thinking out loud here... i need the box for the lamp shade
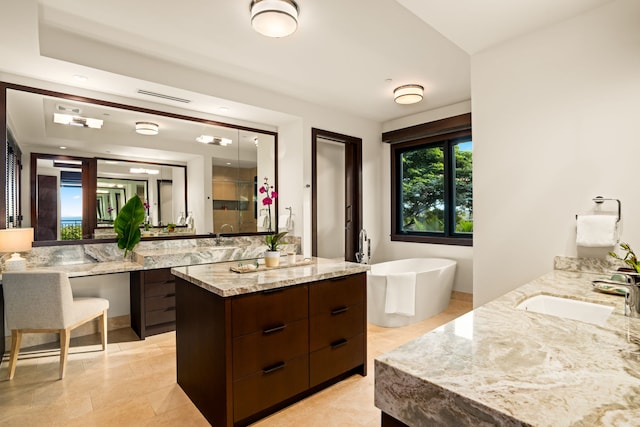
[0,228,34,253]
[394,84,424,105]
[0,228,34,271]
[135,122,159,135]
[251,0,298,38]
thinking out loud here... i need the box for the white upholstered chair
[2,270,109,379]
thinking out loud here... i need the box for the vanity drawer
[143,268,175,285]
[309,273,365,317]
[309,333,364,387]
[233,353,309,422]
[309,303,364,352]
[145,280,175,298]
[232,285,308,337]
[146,294,176,311]
[233,319,308,379]
[146,306,176,326]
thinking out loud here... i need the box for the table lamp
[0,228,34,271]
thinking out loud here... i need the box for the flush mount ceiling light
[393,84,424,105]
[130,167,160,175]
[250,0,299,38]
[135,121,159,135]
[197,135,233,146]
[53,113,103,129]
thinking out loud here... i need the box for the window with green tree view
[388,114,472,246]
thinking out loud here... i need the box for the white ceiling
[397,0,617,55]
[0,0,618,127]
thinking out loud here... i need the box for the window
[386,114,472,246]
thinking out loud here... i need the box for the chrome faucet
[593,272,640,318]
[215,224,234,246]
[355,228,370,264]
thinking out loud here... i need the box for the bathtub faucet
[356,229,370,264]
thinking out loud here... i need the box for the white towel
[384,272,416,316]
[279,214,294,231]
[576,215,619,247]
[257,215,268,230]
[278,214,289,231]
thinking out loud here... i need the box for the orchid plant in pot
[259,177,278,232]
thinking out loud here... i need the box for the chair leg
[7,330,22,380]
[99,310,108,351]
[59,328,71,380]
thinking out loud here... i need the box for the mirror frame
[1,81,278,245]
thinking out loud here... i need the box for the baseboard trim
[3,315,130,354]
[451,290,473,303]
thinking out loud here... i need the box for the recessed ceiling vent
[56,104,82,114]
[137,89,191,104]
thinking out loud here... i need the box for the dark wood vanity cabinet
[0,285,4,357]
[175,272,367,427]
[309,274,366,387]
[130,268,176,339]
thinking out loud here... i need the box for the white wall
[379,101,473,294]
[472,0,640,306]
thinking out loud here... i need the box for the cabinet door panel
[233,354,309,422]
[233,319,308,379]
[232,285,308,337]
[309,274,365,316]
[309,333,364,387]
[309,303,364,352]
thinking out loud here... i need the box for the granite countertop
[2,236,301,280]
[375,268,640,426]
[171,257,369,297]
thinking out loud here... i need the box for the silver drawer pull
[262,361,286,374]
[331,306,349,315]
[263,324,286,334]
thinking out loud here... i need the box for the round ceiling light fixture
[393,84,424,105]
[250,0,299,38]
[135,121,159,135]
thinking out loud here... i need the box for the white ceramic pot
[264,250,281,267]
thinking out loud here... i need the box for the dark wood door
[312,128,362,262]
[36,175,58,240]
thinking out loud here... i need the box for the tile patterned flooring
[0,298,472,426]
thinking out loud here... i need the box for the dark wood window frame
[384,113,472,246]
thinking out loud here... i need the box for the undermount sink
[516,295,614,326]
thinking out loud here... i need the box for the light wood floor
[0,298,472,426]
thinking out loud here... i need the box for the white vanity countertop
[171,257,370,297]
[375,268,640,426]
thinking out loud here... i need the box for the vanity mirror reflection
[2,82,277,243]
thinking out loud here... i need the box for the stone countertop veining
[171,257,370,297]
[375,269,640,426]
[1,236,302,279]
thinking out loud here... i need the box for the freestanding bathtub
[367,258,457,327]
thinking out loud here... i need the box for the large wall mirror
[2,82,277,243]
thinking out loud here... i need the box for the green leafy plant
[265,231,287,252]
[113,196,145,256]
[609,242,640,273]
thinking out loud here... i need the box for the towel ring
[575,196,621,223]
